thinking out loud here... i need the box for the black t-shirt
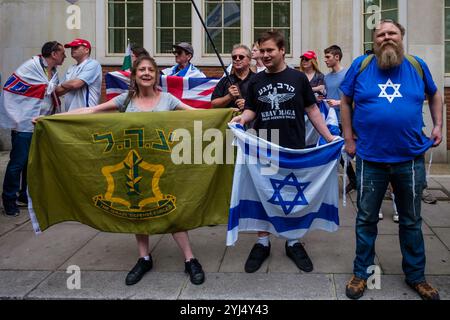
[245,67,316,149]
[211,71,255,108]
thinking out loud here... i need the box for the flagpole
[190,0,233,86]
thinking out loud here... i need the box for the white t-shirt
[63,58,102,111]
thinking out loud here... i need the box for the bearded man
[339,19,443,300]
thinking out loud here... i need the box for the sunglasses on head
[51,41,62,52]
[232,54,246,61]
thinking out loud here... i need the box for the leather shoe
[125,256,153,285]
[245,243,270,273]
[185,258,205,285]
[285,242,313,272]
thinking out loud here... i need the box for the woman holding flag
[37,55,206,286]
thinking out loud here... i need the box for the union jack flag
[105,72,219,109]
[160,75,219,109]
[105,70,131,101]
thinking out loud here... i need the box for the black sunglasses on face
[232,54,246,61]
[172,50,185,55]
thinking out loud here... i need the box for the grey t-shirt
[113,92,181,113]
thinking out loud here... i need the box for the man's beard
[374,40,404,69]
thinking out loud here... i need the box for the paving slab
[334,274,421,300]
[434,177,450,192]
[0,212,30,236]
[299,228,356,274]
[26,271,187,300]
[185,225,228,272]
[377,205,434,235]
[59,232,163,271]
[179,273,336,300]
[0,270,50,299]
[220,233,269,273]
[427,189,450,200]
[150,227,228,273]
[432,228,450,251]
[267,237,301,273]
[0,224,98,270]
[427,178,446,189]
[422,201,450,227]
[375,235,450,275]
[337,201,357,227]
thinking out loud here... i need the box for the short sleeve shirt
[245,67,317,149]
[63,58,102,111]
[113,92,181,113]
[340,55,437,163]
[211,71,255,108]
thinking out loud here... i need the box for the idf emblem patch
[92,129,176,220]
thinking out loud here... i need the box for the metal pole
[190,0,234,86]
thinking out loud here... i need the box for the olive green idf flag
[28,109,235,234]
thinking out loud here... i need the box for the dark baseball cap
[173,42,194,55]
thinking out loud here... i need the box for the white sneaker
[393,213,399,223]
[378,210,384,220]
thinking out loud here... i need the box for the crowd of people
[0,19,443,300]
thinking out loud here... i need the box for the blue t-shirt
[340,55,437,163]
[324,68,347,123]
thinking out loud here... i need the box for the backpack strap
[358,54,375,74]
[404,54,424,79]
[358,53,423,80]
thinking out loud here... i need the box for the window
[107,0,144,54]
[253,0,291,54]
[99,0,299,65]
[205,0,241,54]
[362,0,398,53]
[446,0,450,73]
[156,0,192,54]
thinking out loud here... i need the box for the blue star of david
[268,172,310,215]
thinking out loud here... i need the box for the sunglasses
[172,50,185,55]
[51,41,62,53]
[232,54,247,61]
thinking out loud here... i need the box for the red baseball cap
[64,38,91,50]
[301,50,317,60]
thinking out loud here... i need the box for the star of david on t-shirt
[378,78,402,103]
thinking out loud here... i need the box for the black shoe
[245,243,270,273]
[185,258,205,285]
[285,242,313,272]
[17,193,28,207]
[2,199,19,217]
[125,256,153,285]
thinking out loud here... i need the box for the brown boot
[345,275,367,300]
[406,280,440,300]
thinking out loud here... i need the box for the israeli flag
[227,124,344,246]
[305,100,340,147]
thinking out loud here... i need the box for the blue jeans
[353,155,426,285]
[2,131,33,202]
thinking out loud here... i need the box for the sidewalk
[0,151,449,300]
